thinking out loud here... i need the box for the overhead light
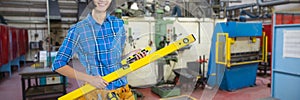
[165,6,171,12]
[79,0,87,2]
[130,2,139,10]
[6,20,46,24]
[0,1,33,6]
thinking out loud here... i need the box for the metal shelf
[26,84,64,97]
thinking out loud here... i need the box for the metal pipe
[240,10,259,18]
[257,0,300,7]
[46,0,51,67]
[225,3,256,11]
[225,0,300,11]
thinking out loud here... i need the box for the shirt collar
[87,12,112,24]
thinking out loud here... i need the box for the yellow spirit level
[58,34,196,100]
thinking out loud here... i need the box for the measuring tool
[58,34,196,100]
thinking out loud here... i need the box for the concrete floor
[136,76,271,100]
[0,64,271,100]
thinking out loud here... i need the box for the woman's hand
[87,75,108,89]
[123,49,148,63]
[55,66,108,89]
[134,49,147,60]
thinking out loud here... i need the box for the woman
[52,0,144,99]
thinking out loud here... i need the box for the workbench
[19,66,66,100]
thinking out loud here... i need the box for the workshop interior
[0,0,300,100]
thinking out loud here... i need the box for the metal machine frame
[215,32,268,68]
[207,22,265,91]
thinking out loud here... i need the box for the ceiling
[0,0,214,31]
[0,0,79,30]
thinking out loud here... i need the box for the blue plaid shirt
[52,13,127,90]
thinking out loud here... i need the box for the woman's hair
[88,0,116,13]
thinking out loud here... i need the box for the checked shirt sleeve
[52,25,79,71]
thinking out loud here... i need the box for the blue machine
[272,13,300,100]
[207,22,265,91]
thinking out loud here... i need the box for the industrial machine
[154,9,174,51]
[58,34,196,100]
[151,9,182,98]
[207,22,267,91]
[184,55,208,89]
[151,83,181,98]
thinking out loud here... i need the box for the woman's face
[93,0,111,12]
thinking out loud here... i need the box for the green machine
[115,9,122,19]
[151,9,180,98]
[154,9,174,50]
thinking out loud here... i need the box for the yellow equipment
[58,34,196,100]
[215,33,268,67]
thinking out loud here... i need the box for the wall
[25,28,67,61]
